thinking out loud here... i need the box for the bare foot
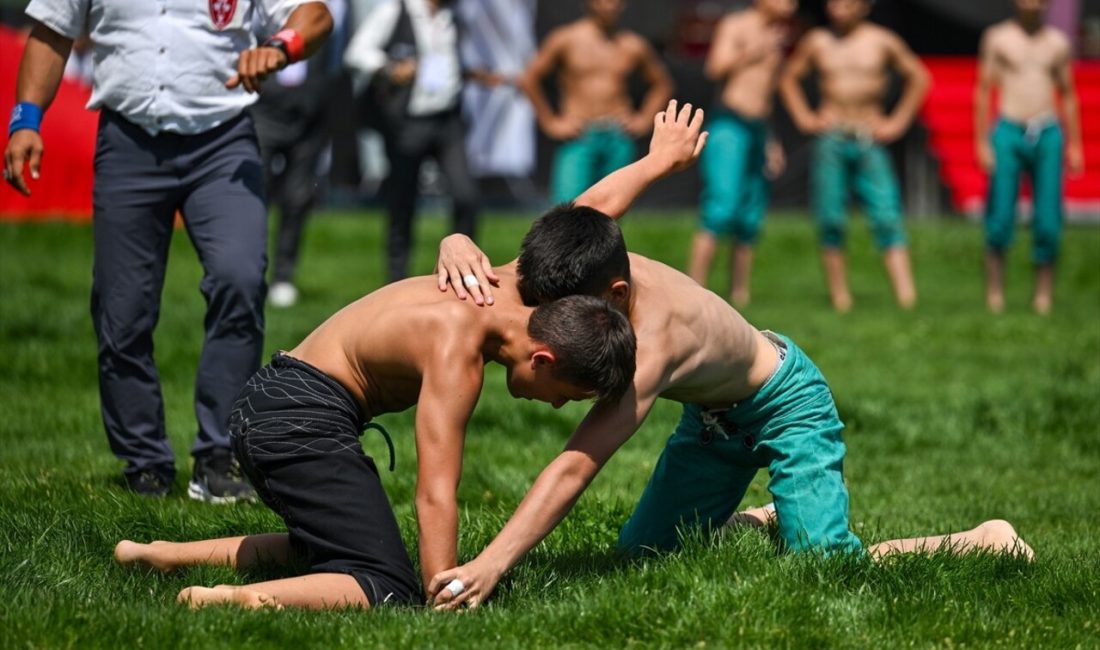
[986,292,1005,314]
[177,585,283,610]
[975,519,1035,561]
[1032,294,1052,316]
[897,291,917,311]
[114,540,174,573]
[730,289,751,309]
[832,292,853,313]
[725,502,776,529]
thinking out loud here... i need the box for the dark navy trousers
[91,110,267,477]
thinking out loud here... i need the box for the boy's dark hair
[528,295,636,404]
[517,204,631,306]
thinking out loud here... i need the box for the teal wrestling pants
[550,123,636,204]
[618,332,863,555]
[698,108,769,243]
[811,131,907,250]
[984,116,1065,265]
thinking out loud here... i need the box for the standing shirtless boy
[113,279,635,610]
[690,0,795,308]
[779,0,927,312]
[519,0,673,204]
[427,101,1032,610]
[975,0,1083,315]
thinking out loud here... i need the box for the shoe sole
[187,481,256,505]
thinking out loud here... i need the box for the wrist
[9,102,43,137]
[264,28,305,64]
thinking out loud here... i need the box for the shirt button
[160,7,166,14]
[159,47,166,54]
[159,85,165,91]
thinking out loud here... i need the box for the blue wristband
[9,102,43,137]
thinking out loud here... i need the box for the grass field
[1,211,1098,648]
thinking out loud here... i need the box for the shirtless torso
[980,21,1070,122]
[521,18,672,139]
[781,17,928,143]
[707,8,790,119]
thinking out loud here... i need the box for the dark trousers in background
[91,110,268,477]
[251,99,331,285]
[381,108,478,282]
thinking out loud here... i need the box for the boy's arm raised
[433,99,707,303]
[574,99,707,219]
[412,321,486,593]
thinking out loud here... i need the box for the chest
[562,35,637,77]
[817,36,887,76]
[994,33,1060,75]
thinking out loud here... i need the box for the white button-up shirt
[26,0,320,135]
[344,0,463,117]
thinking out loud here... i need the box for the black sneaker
[188,449,256,504]
[125,469,173,498]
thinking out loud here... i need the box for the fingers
[693,131,709,158]
[4,145,31,196]
[445,262,469,300]
[677,101,693,125]
[28,146,42,181]
[688,106,705,132]
[232,48,284,94]
[225,74,241,89]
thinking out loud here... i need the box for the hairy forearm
[475,452,598,576]
[416,493,459,589]
[283,2,334,58]
[16,24,73,109]
[574,155,666,219]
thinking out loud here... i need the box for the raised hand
[647,99,708,175]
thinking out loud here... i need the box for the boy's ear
[607,279,631,305]
[532,349,557,368]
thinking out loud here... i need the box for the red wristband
[269,28,305,63]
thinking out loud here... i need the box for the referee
[3,0,333,501]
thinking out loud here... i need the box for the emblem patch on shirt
[209,0,239,30]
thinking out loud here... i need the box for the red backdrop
[1,25,97,221]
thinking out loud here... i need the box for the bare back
[627,254,777,408]
[289,274,527,419]
[982,21,1070,122]
[809,24,898,124]
[554,22,651,123]
[711,10,787,118]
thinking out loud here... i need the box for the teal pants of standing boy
[811,131,907,251]
[984,117,1064,265]
[698,108,769,243]
[618,333,863,556]
[550,124,635,204]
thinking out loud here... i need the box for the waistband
[270,353,396,471]
[710,105,768,129]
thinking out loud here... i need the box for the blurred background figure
[346,0,503,283]
[780,0,928,312]
[975,0,1083,315]
[255,0,351,308]
[519,0,674,204]
[689,0,796,308]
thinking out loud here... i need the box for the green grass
[1,211,1098,648]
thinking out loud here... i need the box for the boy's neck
[1015,14,1045,35]
[830,20,864,38]
[583,15,619,38]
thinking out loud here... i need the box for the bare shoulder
[414,301,487,367]
[617,29,654,55]
[1045,25,1072,56]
